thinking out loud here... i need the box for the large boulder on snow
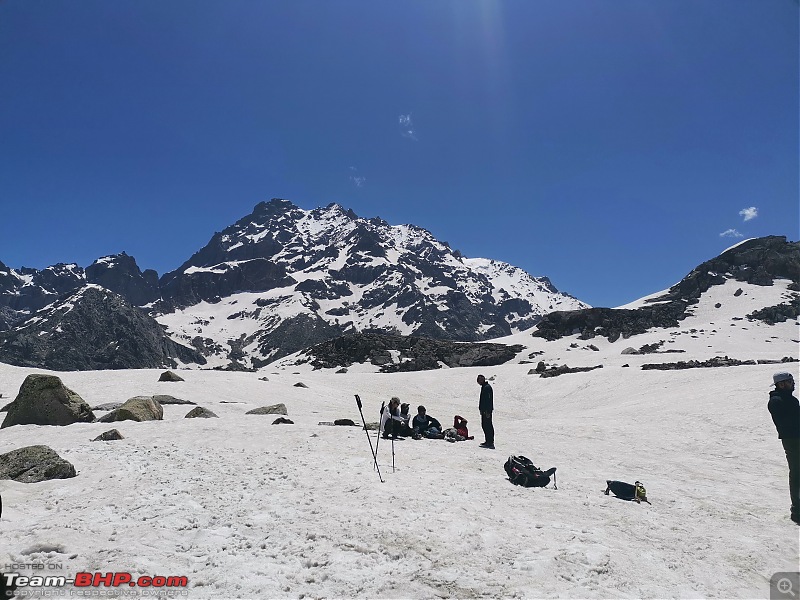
[158,371,184,382]
[98,396,163,423]
[92,429,124,442]
[0,445,77,482]
[1,375,94,429]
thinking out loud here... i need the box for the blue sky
[1,1,797,307]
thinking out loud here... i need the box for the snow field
[0,358,798,598]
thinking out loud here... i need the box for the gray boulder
[0,445,76,483]
[185,407,218,419]
[272,417,294,424]
[153,395,195,405]
[159,371,184,382]
[98,396,163,423]
[293,382,308,388]
[1,374,95,429]
[92,429,124,442]
[246,403,288,416]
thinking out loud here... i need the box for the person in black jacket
[412,406,443,439]
[767,371,800,525]
[477,374,494,449]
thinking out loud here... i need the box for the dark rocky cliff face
[533,236,800,342]
[0,255,161,329]
[0,286,205,371]
[0,263,86,329]
[85,253,160,307]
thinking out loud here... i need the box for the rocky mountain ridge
[532,236,800,342]
[0,199,586,369]
[0,286,205,371]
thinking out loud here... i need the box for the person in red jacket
[453,415,473,440]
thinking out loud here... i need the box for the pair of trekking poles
[354,394,396,483]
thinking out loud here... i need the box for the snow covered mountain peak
[154,198,588,368]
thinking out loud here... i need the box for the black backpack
[504,456,557,489]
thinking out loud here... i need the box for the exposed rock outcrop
[747,296,800,325]
[300,332,523,372]
[246,403,288,416]
[641,356,798,371]
[536,364,604,378]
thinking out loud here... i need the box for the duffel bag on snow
[504,455,557,488]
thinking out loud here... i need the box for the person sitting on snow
[443,415,474,442]
[412,405,443,439]
[397,402,414,437]
[380,397,405,439]
[454,415,473,439]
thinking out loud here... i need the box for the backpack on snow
[604,480,650,504]
[504,456,557,489]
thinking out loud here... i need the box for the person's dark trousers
[383,420,400,438]
[481,411,494,446]
[781,438,800,519]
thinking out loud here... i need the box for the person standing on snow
[477,374,494,449]
[767,371,800,525]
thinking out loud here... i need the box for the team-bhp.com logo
[3,572,188,595]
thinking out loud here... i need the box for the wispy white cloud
[398,114,417,140]
[348,167,365,188]
[739,206,758,221]
[719,228,744,238]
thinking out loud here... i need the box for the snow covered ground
[0,278,798,598]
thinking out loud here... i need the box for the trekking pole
[374,401,385,469]
[354,395,383,483]
[391,434,395,473]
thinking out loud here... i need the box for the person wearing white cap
[767,371,799,525]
